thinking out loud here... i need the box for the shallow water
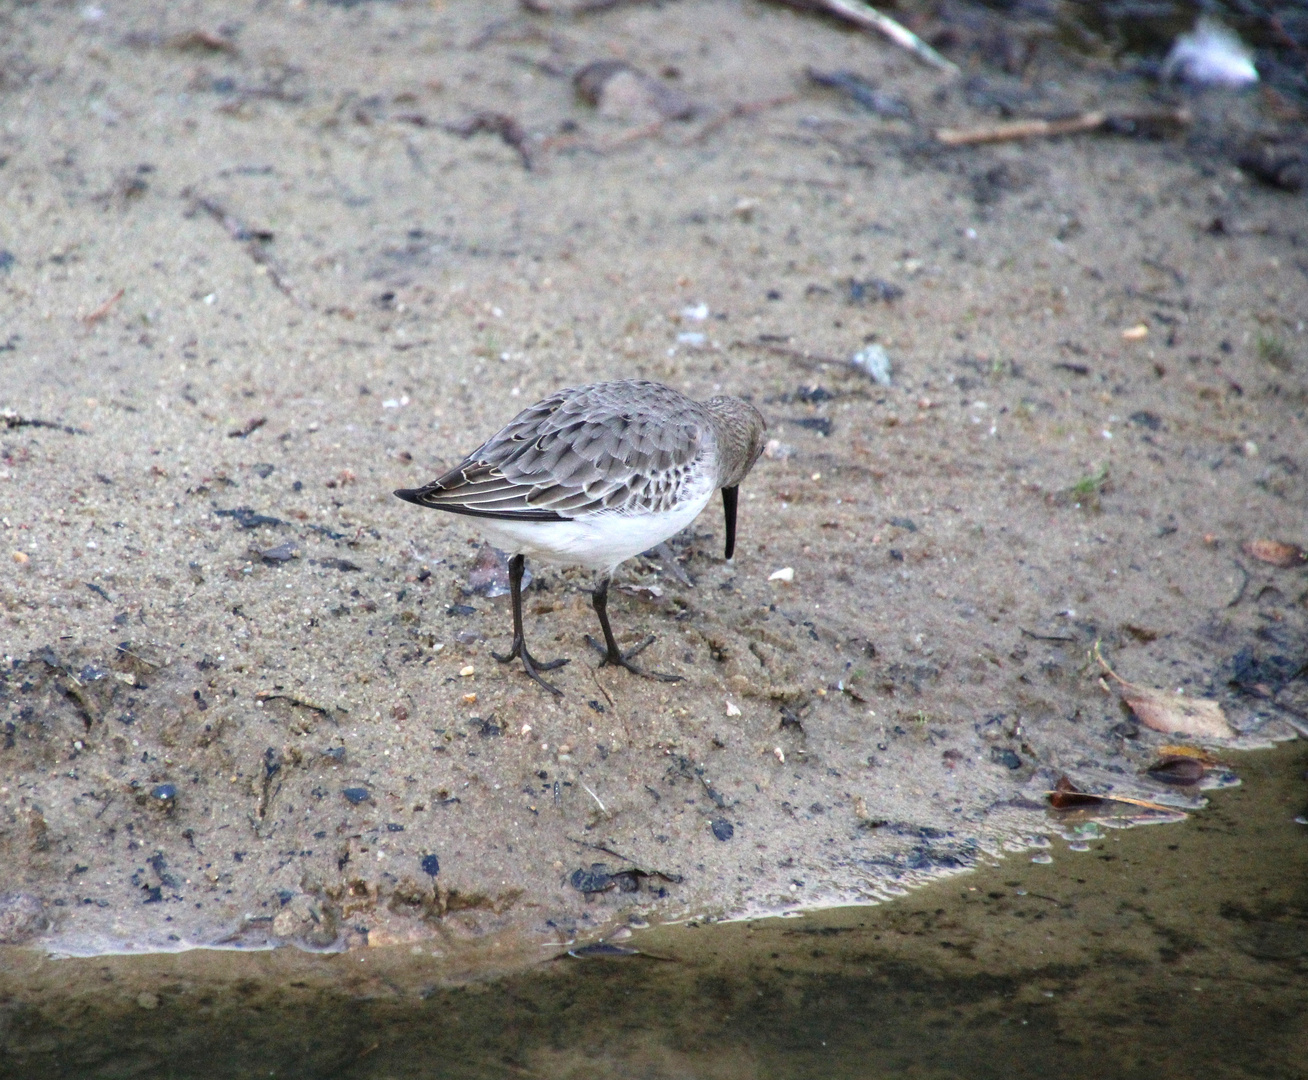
[3,741,1303,1079]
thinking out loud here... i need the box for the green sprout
[1256,333,1294,372]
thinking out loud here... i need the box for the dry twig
[936,107,1191,146]
[185,192,303,306]
[82,288,124,327]
[444,112,535,170]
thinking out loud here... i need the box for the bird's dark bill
[722,485,738,560]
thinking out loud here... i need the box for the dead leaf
[467,542,519,598]
[1242,539,1307,568]
[1094,643,1235,739]
[1048,775,1104,809]
[1145,756,1206,785]
[1119,686,1232,738]
[1047,775,1179,813]
[1157,745,1224,766]
[616,583,666,605]
[1122,623,1160,642]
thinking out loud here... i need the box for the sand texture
[1,0,1305,957]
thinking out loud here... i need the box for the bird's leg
[492,554,568,695]
[585,573,682,682]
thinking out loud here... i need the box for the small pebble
[725,700,741,717]
[342,787,371,805]
[768,567,794,583]
[421,854,440,877]
[459,665,475,677]
[711,818,734,842]
[150,783,176,803]
[1031,853,1053,864]
[990,747,1022,770]
[850,343,892,386]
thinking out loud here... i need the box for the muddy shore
[1,0,1305,958]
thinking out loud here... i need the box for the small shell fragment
[1242,539,1307,568]
[850,343,892,386]
[725,700,742,717]
[773,746,785,763]
[768,567,795,583]
[1121,324,1149,341]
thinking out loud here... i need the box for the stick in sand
[936,107,1191,146]
[82,288,124,326]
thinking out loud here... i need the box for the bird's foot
[585,634,682,682]
[493,638,569,696]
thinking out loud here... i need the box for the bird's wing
[395,384,712,521]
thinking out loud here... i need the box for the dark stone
[789,416,832,436]
[213,506,286,530]
[256,541,298,563]
[317,557,361,572]
[990,746,1022,769]
[420,854,440,878]
[570,865,614,895]
[711,818,734,842]
[342,787,371,805]
[847,277,904,304]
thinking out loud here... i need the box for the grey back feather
[404,381,716,520]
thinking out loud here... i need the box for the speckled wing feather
[395,381,713,521]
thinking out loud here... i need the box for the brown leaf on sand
[1242,539,1307,568]
[1047,775,1179,814]
[1094,643,1235,739]
[1119,686,1233,738]
[1157,745,1225,766]
[1145,756,1206,785]
[1048,775,1104,810]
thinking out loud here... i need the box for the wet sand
[1,740,1304,1078]
[1,0,1306,960]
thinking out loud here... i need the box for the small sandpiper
[395,379,766,694]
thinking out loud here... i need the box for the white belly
[474,483,716,572]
